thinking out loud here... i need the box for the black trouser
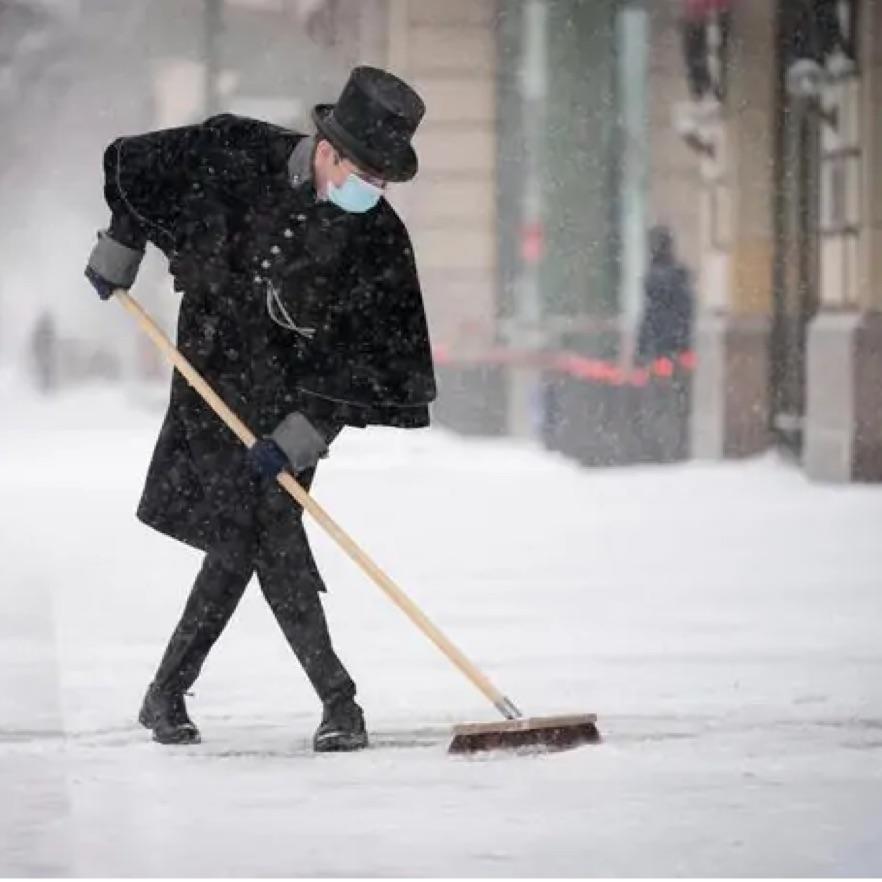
[150,469,356,706]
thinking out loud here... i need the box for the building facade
[680,0,882,480]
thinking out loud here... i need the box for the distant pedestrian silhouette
[637,226,693,365]
[31,312,58,393]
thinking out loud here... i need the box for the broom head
[448,713,600,754]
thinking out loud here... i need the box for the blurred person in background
[636,225,694,365]
[30,311,58,393]
[83,66,436,751]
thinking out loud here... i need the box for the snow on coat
[100,114,436,550]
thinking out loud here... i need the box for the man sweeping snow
[84,67,436,751]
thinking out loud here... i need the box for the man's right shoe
[313,698,368,752]
[138,683,201,745]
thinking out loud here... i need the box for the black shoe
[138,683,201,745]
[313,699,368,752]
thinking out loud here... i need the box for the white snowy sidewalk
[1,381,881,876]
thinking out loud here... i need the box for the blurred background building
[0,0,879,481]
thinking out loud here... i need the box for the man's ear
[316,139,340,166]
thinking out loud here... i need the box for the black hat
[312,66,425,183]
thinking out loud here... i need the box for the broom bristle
[448,713,600,754]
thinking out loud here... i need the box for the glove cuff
[87,229,144,289]
[270,413,329,473]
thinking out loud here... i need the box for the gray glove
[269,412,331,473]
[86,229,144,291]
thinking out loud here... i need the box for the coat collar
[287,135,315,190]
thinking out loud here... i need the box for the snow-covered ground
[1,376,881,876]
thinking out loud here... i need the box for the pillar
[691,0,777,458]
[804,0,882,481]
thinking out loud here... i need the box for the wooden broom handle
[116,290,522,721]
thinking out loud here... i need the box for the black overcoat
[101,114,436,551]
[636,259,694,363]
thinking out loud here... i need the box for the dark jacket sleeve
[102,121,215,252]
[102,114,289,252]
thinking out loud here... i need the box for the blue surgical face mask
[327,172,384,214]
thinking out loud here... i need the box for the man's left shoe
[138,683,201,745]
[313,699,368,752]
